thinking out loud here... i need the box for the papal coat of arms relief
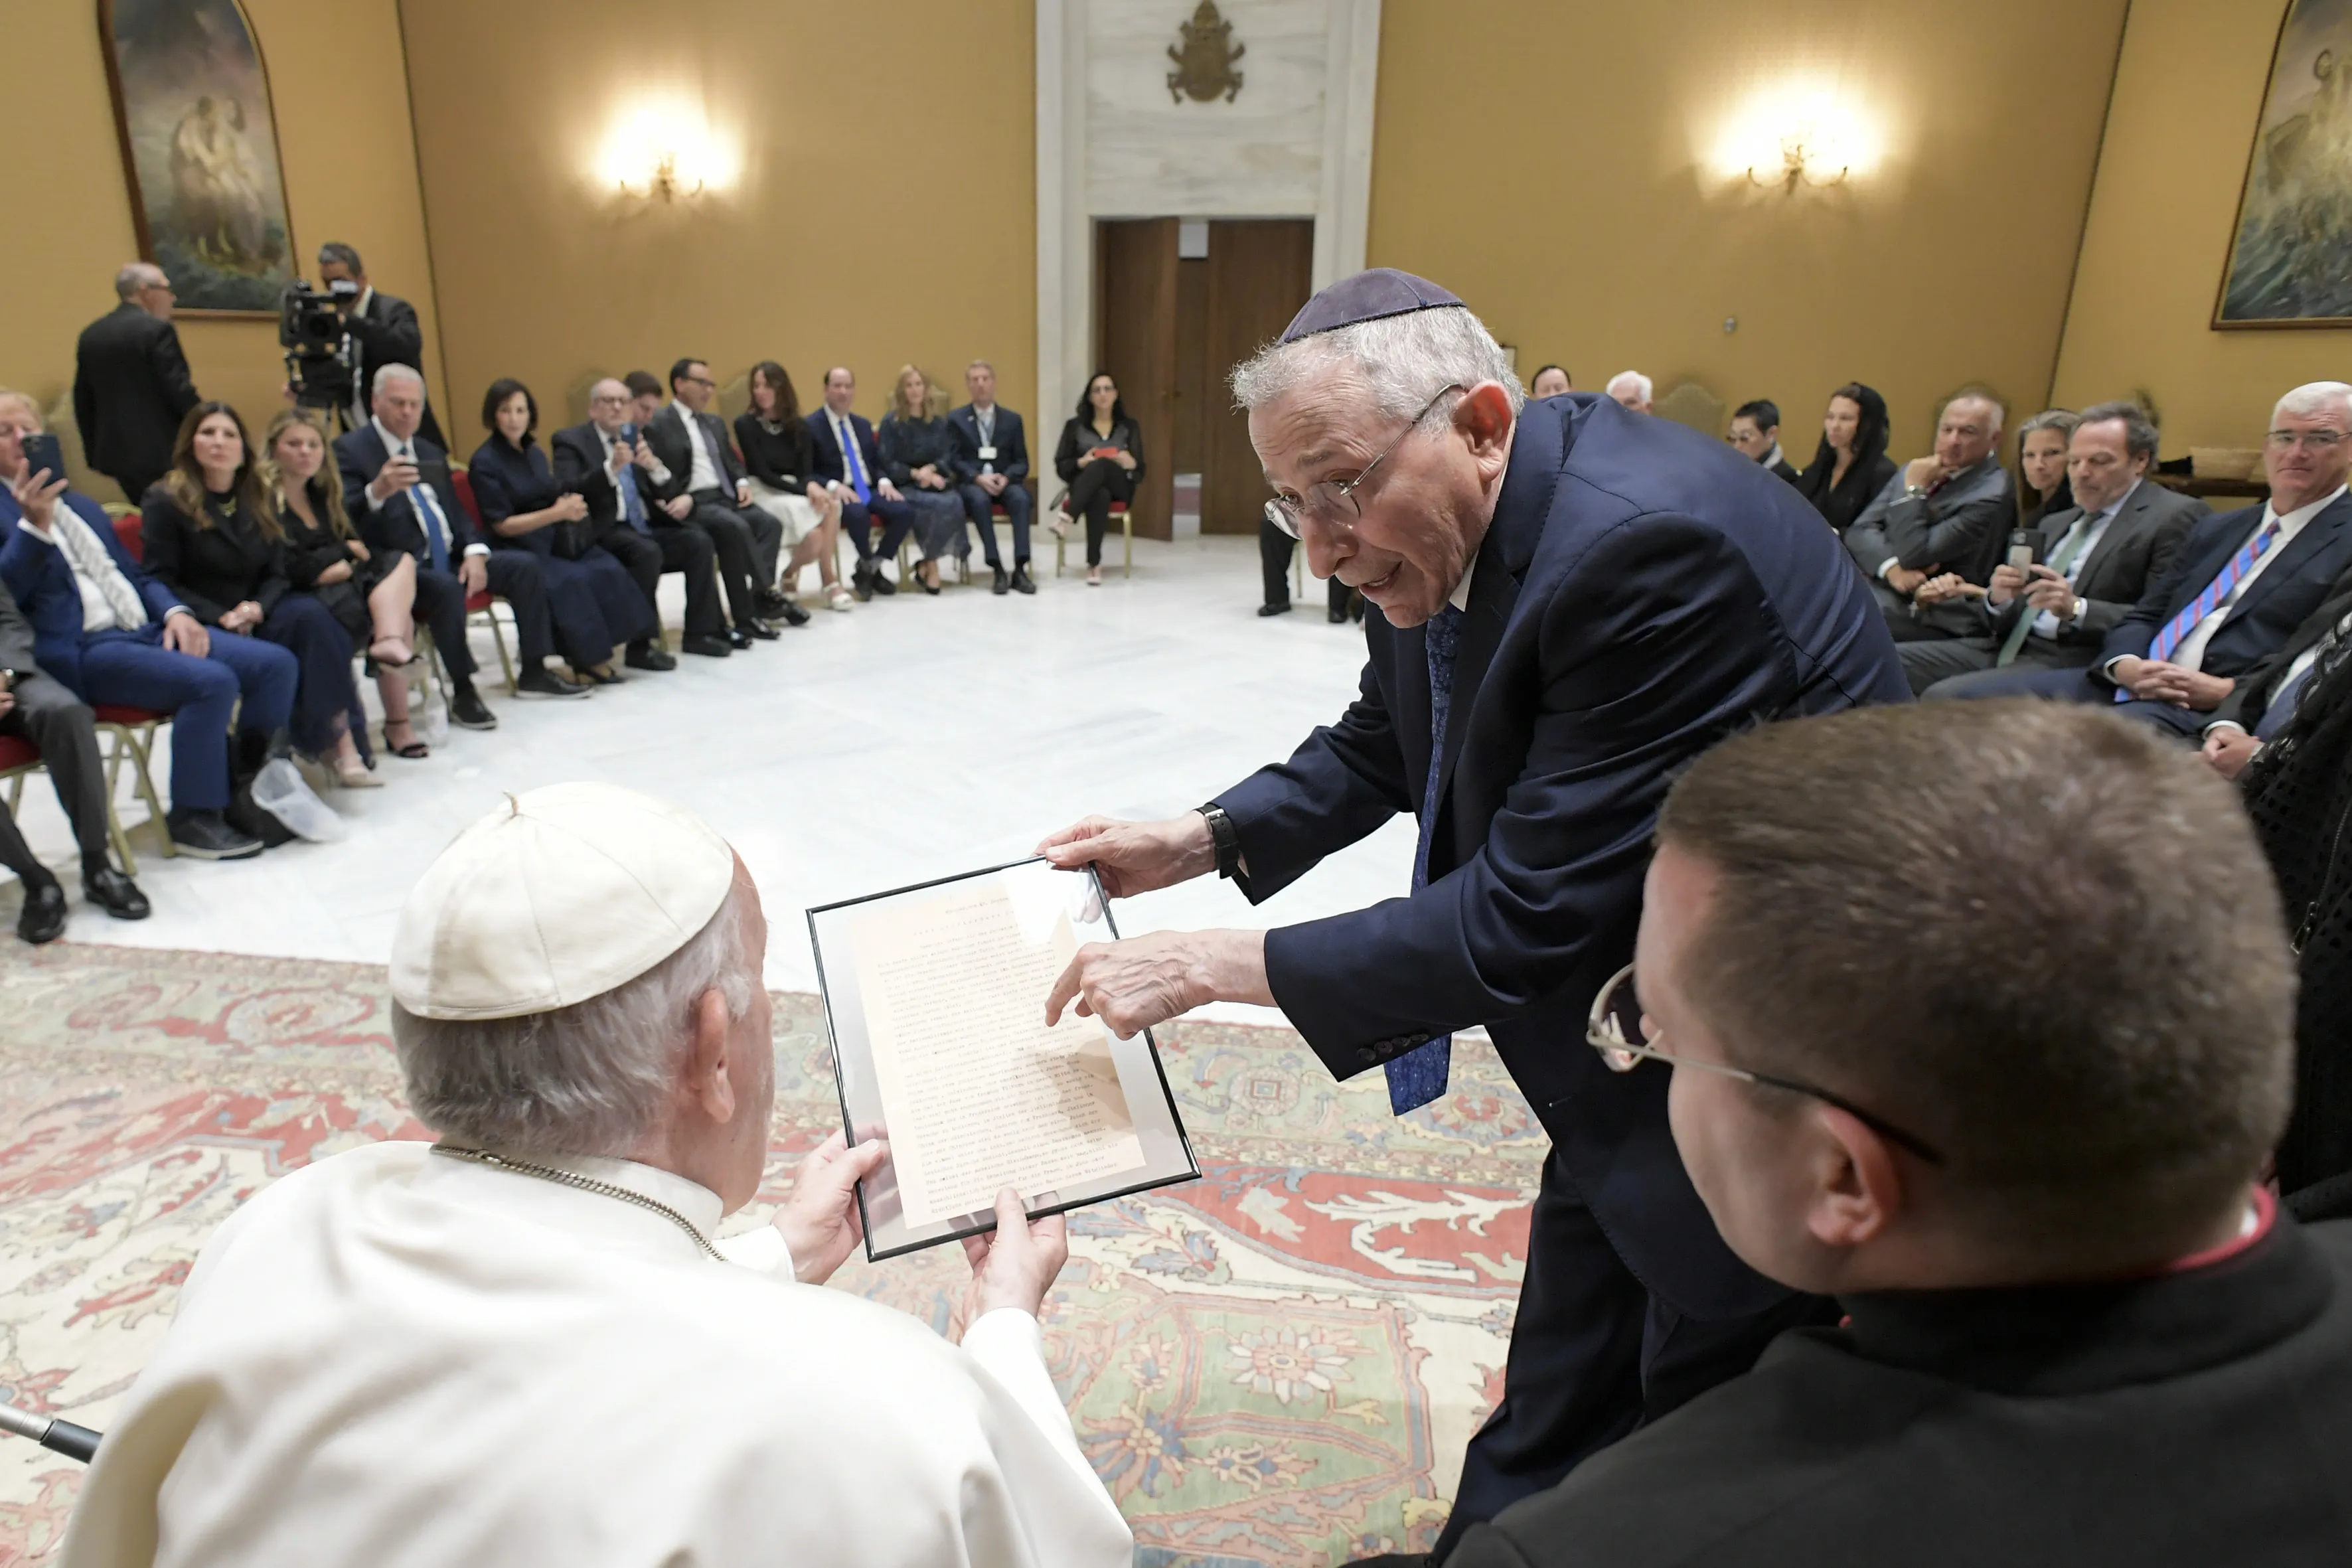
[1168,0,1245,104]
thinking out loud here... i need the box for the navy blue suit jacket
[946,404,1031,485]
[805,409,884,492]
[0,487,187,697]
[1213,394,1909,1318]
[332,424,478,566]
[2100,492,2352,678]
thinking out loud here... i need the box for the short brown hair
[1656,701,2292,1251]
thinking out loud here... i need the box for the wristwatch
[0,668,16,694]
[1198,803,1242,880]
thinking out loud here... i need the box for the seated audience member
[1726,400,1799,484]
[1954,381,2352,737]
[144,403,375,794]
[2199,559,2352,778]
[1528,364,1572,400]
[551,378,726,663]
[469,379,659,686]
[1604,370,1652,414]
[1450,700,2349,1568]
[60,783,1135,1568]
[1257,512,1354,622]
[734,362,850,612]
[0,391,291,861]
[644,358,798,641]
[1905,402,2203,698]
[2013,407,2078,526]
[335,365,582,723]
[807,366,917,600]
[623,370,666,431]
[1794,382,1897,535]
[1051,371,1145,589]
[949,360,1036,596]
[877,366,969,595]
[1843,391,2013,641]
[265,409,430,759]
[0,578,148,940]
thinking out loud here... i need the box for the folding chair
[1051,493,1133,578]
[445,469,520,694]
[100,513,178,869]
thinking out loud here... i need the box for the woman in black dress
[468,379,658,682]
[876,364,969,594]
[262,408,430,761]
[2012,408,2078,527]
[143,402,374,789]
[1051,370,1144,587]
[1794,382,1896,535]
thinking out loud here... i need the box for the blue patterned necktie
[838,414,872,504]
[1390,602,1466,1115]
[402,450,451,574]
[618,456,651,533]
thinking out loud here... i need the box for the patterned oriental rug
[0,942,1545,1566]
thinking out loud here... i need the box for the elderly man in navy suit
[1942,381,2352,736]
[1038,271,1908,1565]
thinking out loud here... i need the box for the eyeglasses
[681,375,717,390]
[1586,963,1946,1164]
[2265,429,2348,451]
[1263,384,1462,540]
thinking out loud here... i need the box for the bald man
[552,382,729,663]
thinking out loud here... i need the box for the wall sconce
[1712,83,1879,195]
[1749,130,1848,194]
[593,97,737,203]
[628,151,702,203]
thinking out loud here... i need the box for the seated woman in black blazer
[262,408,431,761]
[1051,370,1144,586]
[1793,381,1897,536]
[467,379,657,684]
[142,402,376,789]
[875,364,971,595]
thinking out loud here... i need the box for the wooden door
[1202,220,1314,533]
[1095,219,1178,540]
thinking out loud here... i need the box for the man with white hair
[1603,369,1651,414]
[1951,381,2352,736]
[1036,268,1907,1562]
[1842,390,2015,639]
[62,783,1135,1568]
[72,262,199,503]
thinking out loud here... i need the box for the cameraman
[316,242,445,451]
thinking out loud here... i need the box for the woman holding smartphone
[1050,371,1145,587]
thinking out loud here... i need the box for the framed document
[809,858,1199,1260]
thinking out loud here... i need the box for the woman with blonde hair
[262,407,428,761]
[876,364,969,593]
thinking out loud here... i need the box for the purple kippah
[1279,268,1464,343]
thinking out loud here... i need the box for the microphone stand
[0,1404,100,1462]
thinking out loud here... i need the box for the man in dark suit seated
[1450,700,2352,1568]
[1034,270,1909,1564]
[642,358,796,644]
[317,242,448,450]
[0,391,293,863]
[2199,558,2352,778]
[807,366,918,600]
[1905,400,2205,697]
[949,360,1036,596]
[1843,391,2015,641]
[550,378,729,663]
[72,263,199,505]
[1725,399,1800,485]
[1951,380,2352,737]
[333,365,585,726]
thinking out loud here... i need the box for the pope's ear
[687,986,738,1123]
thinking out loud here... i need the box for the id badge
[977,445,998,461]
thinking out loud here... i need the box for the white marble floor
[3,534,1413,1026]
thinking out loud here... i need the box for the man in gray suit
[1907,401,2206,698]
[1844,392,2015,641]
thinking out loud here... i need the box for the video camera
[279,279,358,413]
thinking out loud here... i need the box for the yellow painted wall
[395,0,1037,445]
[2052,0,2345,451]
[1366,0,2129,457]
[0,0,445,501]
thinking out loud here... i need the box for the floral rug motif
[0,941,1544,1565]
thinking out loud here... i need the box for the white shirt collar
[1760,441,1786,470]
[2264,483,2347,534]
[1447,553,1477,613]
[354,284,375,316]
[372,415,414,459]
[2073,476,2140,528]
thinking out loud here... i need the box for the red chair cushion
[92,705,169,726]
[1107,502,1128,514]
[111,512,144,562]
[0,734,40,771]
[465,589,494,612]
[449,469,484,530]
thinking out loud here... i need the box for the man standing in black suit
[642,359,797,645]
[550,378,729,663]
[333,365,584,724]
[72,263,198,504]
[316,242,447,451]
[1905,401,2205,697]
[1725,400,1800,485]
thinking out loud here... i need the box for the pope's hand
[770,1130,890,1286]
[1036,812,1217,899]
[1044,927,1271,1037]
[957,1188,1069,1330]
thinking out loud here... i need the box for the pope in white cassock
[60,783,1135,1567]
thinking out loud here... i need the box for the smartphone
[19,433,64,488]
[2007,528,2045,571]
[617,422,637,444]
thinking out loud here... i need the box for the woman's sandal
[383,719,430,760]
[335,753,385,789]
[369,636,417,668]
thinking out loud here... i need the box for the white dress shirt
[974,404,998,475]
[60,1140,1132,1568]
[676,404,723,493]
[827,409,874,491]
[2167,483,2346,673]
[363,416,488,559]
[13,503,183,632]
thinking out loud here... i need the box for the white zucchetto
[391,783,737,1020]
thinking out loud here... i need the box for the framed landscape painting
[98,0,296,316]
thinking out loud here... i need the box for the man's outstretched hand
[1044,927,1271,1038]
[1036,813,1219,899]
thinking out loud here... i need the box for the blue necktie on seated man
[409,481,451,574]
[1389,601,1466,1115]
[619,463,651,533]
[839,415,872,505]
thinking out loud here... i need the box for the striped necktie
[1389,603,1466,1116]
[2124,518,2280,701]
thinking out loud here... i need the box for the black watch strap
[1198,803,1241,880]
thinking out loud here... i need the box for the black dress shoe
[726,628,756,651]
[869,568,898,597]
[1011,564,1036,594]
[682,634,733,658]
[740,621,779,641]
[625,643,677,672]
[84,866,150,920]
[166,809,264,862]
[992,566,1010,595]
[850,564,876,602]
[1261,601,1294,617]
[754,589,791,619]
[776,599,811,626]
[1328,601,1350,623]
[450,684,498,730]
[16,879,66,944]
